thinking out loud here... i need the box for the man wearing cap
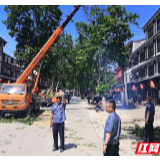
[50,89,66,153]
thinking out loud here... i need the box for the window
[134,56,138,65]
[148,65,154,77]
[10,70,13,77]
[11,58,14,64]
[157,18,160,32]
[158,39,160,53]
[132,71,136,80]
[135,69,140,79]
[0,46,3,55]
[158,61,160,74]
[3,54,5,61]
[148,44,154,58]
[140,51,145,62]
[148,25,153,39]
[140,68,145,78]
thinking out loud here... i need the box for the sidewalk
[85,100,160,156]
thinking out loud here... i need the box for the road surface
[0,97,160,156]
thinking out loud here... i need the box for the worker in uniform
[50,90,66,152]
[103,100,121,156]
[144,96,155,142]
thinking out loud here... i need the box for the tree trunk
[56,80,59,92]
[91,91,94,104]
[122,69,128,107]
[84,76,86,97]
[122,70,126,106]
[124,70,128,106]
[102,95,106,109]
[91,68,95,104]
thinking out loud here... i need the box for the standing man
[144,96,155,142]
[50,90,66,153]
[103,100,121,156]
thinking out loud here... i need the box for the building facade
[127,8,160,104]
[0,37,19,82]
[0,36,51,88]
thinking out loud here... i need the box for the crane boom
[16,5,81,84]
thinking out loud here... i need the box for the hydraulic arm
[16,5,81,84]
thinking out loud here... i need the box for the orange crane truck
[0,5,81,117]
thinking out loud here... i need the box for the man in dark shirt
[144,96,155,142]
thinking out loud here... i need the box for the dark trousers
[144,121,154,142]
[52,122,64,149]
[104,143,119,156]
[68,97,70,103]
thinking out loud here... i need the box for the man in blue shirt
[103,100,121,156]
[144,96,155,142]
[50,90,66,153]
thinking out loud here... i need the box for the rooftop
[0,36,7,46]
[142,8,160,30]
[127,38,146,46]
[3,52,17,60]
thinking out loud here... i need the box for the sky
[0,5,160,58]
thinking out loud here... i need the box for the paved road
[0,97,159,156]
[0,97,102,156]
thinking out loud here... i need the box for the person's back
[105,112,121,145]
[144,97,155,142]
[145,102,155,122]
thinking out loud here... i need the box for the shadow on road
[64,143,77,150]
[116,105,140,110]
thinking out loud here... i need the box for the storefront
[128,78,159,105]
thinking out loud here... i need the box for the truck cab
[0,82,39,116]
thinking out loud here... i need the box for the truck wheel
[36,103,40,112]
[0,111,5,118]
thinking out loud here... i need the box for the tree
[48,31,75,90]
[96,74,116,95]
[75,5,139,104]
[3,5,62,78]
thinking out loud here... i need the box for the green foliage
[3,5,62,78]
[131,124,144,138]
[0,114,42,125]
[2,5,140,95]
[96,74,116,94]
[74,5,139,95]
[131,124,160,142]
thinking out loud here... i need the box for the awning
[132,85,136,91]
[150,80,155,88]
[140,83,144,89]
[115,88,120,92]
